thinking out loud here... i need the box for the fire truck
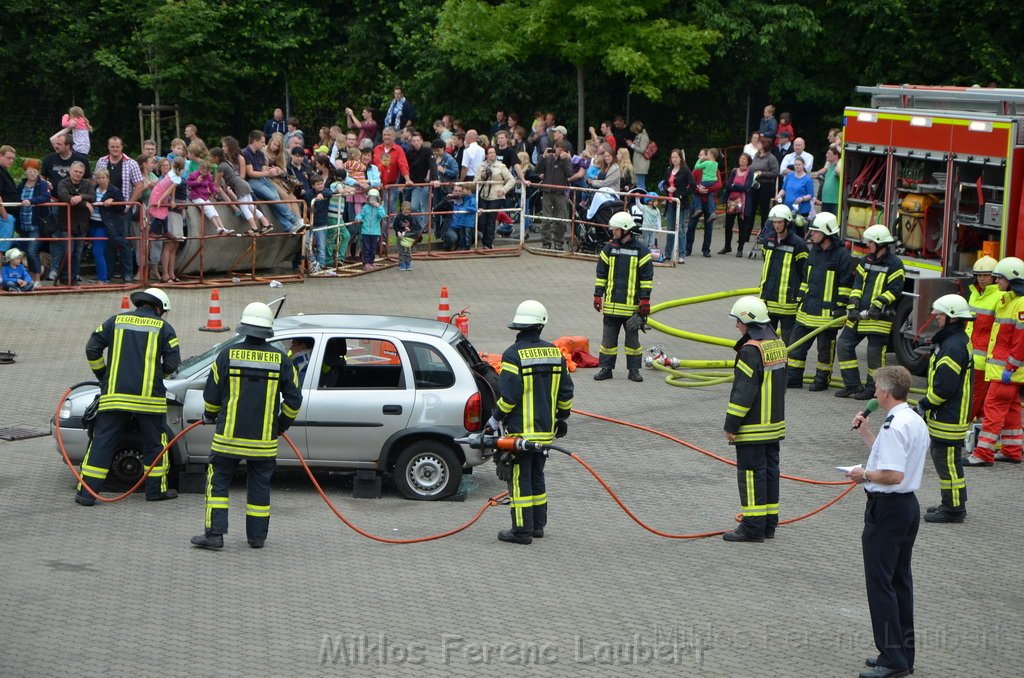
[840,84,1024,373]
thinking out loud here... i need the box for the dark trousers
[361,234,378,266]
[930,441,967,511]
[480,197,504,247]
[787,322,837,385]
[685,201,715,256]
[77,411,169,499]
[599,314,642,371]
[508,450,547,535]
[862,491,919,672]
[768,312,797,345]
[204,452,276,541]
[838,326,887,389]
[735,442,780,536]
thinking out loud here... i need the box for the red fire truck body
[840,84,1024,372]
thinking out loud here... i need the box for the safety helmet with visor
[931,294,974,320]
[508,299,548,329]
[130,287,171,313]
[729,296,770,325]
[809,212,839,237]
[237,302,275,338]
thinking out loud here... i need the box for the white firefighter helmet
[130,287,171,313]
[768,204,793,221]
[993,256,1024,281]
[508,299,548,329]
[809,212,840,237]
[932,294,974,320]
[5,247,24,261]
[729,296,770,325]
[609,211,640,233]
[862,224,895,245]
[972,255,998,275]
[237,302,275,338]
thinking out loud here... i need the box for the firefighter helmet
[993,256,1024,281]
[809,212,839,237]
[932,294,974,320]
[972,255,998,274]
[768,204,793,221]
[130,287,171,313]
[5,247,24,261]
[862,224,895,245]
[237,302,275,338]
[729,296,770,325]
[609,211,640,233]
[508,299,548,329]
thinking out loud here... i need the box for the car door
[180,333,320,464]
[302,333,414,466]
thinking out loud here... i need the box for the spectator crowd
[0,89,843,289]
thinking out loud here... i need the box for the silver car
[53,311,498,500]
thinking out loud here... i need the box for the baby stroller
[574,188,622,254]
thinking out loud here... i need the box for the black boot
[722,528,764,543]
[498,529,532,545]
[628,369,644,382]
[146,489,178,502]
[735,247,744,258]
[718,246,732,255]
[835,385,862,398]
[853,386,875,401]
[593,368,613,381]
[191,533,224,550]
[808,377,830,392]
[923,506,965,523]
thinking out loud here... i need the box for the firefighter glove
[485,415,500,433]
[866,306,882,320]
[554,419,568,439]
[847,308,860,321]
[625,313,645,334]
[1002,368,1014,384]
[203,413,217,425]
[494,452,513,483]
[278,418,293,436]
[832,307,847,319]
[593,296,602,313]
[912,402,926,418]
[639,299,650,317]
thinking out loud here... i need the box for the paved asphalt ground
[1,246,1020,676]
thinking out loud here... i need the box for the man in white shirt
[459,129,485,182]
[780,137,814,175]
[847,365,929,678]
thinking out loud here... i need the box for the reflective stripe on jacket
[966,283,999,371]
[796,240,853,327]
[86,308,181,414]
[726,333,787,444]
[919,324,973,442]
[760,229,808,316]
[984,290,1024,383]
[846,249,905,335]
[495,329,574,444]
[204,337,303,457]
[595,237,654,317]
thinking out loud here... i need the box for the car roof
[274,314,460,340]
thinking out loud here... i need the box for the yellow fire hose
[646,293,926,394]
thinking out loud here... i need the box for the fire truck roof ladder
[857,85,1024,116]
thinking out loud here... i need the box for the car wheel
[394,441,462,500]
[108,446,145,490]
[893,298,928,376]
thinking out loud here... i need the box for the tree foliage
[0,0,1021,159]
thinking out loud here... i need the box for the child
[187,160,232,235]
[444,183,477,251]
[61,106,93,156]
[776,113,794,147]
[641,191,662,252]
[354,188,387,271]
[308,175,333,272]
[692,148,720,189]
[325,175,350,268]
[2,248,35,292]
[166,138,188,162]
[392,201,417,271]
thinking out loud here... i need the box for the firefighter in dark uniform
[78,287,181,505]
[915,294,973,524]
[593,211,654,382]
[723,296,787,542]
[836,224,906,400]
[759,204,808,345]
[488,300,574,545]
[191,302,302,550]
[787,212,853,389]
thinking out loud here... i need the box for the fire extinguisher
[454,307,470,337]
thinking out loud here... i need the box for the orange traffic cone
[119,295,130,313]
[436,286,452,323]
[199,289,230,332]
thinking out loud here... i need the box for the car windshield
[171,334,245,379]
